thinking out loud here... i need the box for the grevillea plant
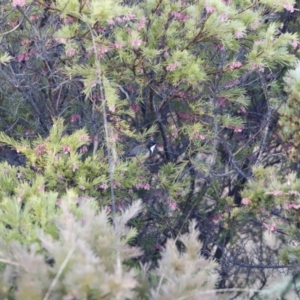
[0,195,218,300]
[0,119,154,213]
[1,0,300,296]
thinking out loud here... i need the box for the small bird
[125,140,156,159]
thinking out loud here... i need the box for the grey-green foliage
[150,220,218,300]
[252,274,300,300]
[0,195,142,300]
[0,194,218,300]
[279,60,300,160]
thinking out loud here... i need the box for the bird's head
[125,140,157,159]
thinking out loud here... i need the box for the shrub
[0,195,217,300]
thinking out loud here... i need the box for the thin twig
[0,258,19,266]
[43,245,75,300]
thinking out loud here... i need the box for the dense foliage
[1,0,300,298]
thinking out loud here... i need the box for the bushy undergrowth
[1,0,300,297]
[0,121,297,299]
[0,192,217,300]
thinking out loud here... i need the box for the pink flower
[135,183,142,189]
[263,222,277,232]
[241,198,250,205]
[192,131,206,140]
[235,31,244,39]
[144,183,151,190]
[206,6,216,13]
[255,39,264,45]
[228,61,242,71]
[122,15,131,22]
[225,79,240,87]
[137,16,146,29]
[171,11,189,21]
[66,48,76,57]
[114,43,123,49]
[288,190,300,195]
[212,213,222,221]
[94,46,110,58]
[154,243,163,251]
[109,116,121,122]
[78,134,90,142]
[215,43,225,50]
[120,14,136,22]
[25,129,33,135]
[35,143,47,156]
[104,205,111,211]
[168,199,178,211]
[238,106,247,114]
[72,165,79,172]
[172,128,179,138]
[107,19,115,25]
[114,181,122,188]
[234,126,244,132]
[131,38,143,48]
[55,38,67,44]
[109,105,115,113]
[57,174,64,181]
[166,61,179,71]
[224,205,231,212]
[250,20,260,30]
[178,112,191,120]
[62,145,71,154]
[291,40,299,48]
[70,114,80,122]
[127,13,136,20]
[79,146,88,154]
[283,4,295,12]
[217,97,228,107]
[260,207,267,214]
[286,203,300,209]
[164,51,170,58]
[99,183,109,190]
[12,0,26,7]
[251,63,264,72]
[265,190,284,196]
[135,183,150,190]
[21,39,30,46]
[9,19,19,27]
[130,103,140,113]
[29,14,40,21]
[38,185,45,192]
[63,16,74,24]
[219,13,228,22]
[96,27,106,34]
[99,47,109,54]
[17,52,30,62]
